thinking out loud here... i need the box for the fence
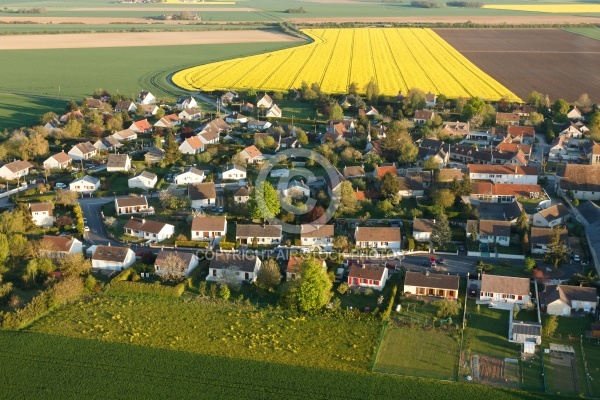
[580,336,593,397]
[370,320,389,371]
[0,183,28,199]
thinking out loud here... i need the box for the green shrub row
[380,285,398,322]
[219,241,235,250]
[0,277,84,330]
[175,240,210,248]
[107,281,186,298]
[0,282,14,305]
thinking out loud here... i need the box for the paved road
[78,196,121,246]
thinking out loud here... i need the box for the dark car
[436,258,445,265]
[458,245,465,252]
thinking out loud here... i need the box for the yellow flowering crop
[172,28,519,101]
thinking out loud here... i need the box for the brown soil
[434,28,600,101]
[478,356,504,383]
[287,15,600,24]
[0,30,301,50]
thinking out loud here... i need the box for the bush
[337,282,349,295]
[219,241,235,251]
[407,238,415,251]
[108,280,186,297]
[446,1,483,6]
[175,240,210,248]
[0,283,13,306]
[1,291,50,329]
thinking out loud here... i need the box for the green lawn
[0,330,551,400]
[374,324,460,380]
[582,341,600,396]
[564,28,600,42]
[464,300,520,359]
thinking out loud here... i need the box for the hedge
[219,241,235,250]
[107,281,186,298]
[380,285,398,322]
[175,240,210,248]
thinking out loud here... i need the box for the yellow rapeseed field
[483,4,600,13]
[173,28,519,101]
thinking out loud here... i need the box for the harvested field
[435,28,600,101]
[0,30,301,50]
[286,15,600,24]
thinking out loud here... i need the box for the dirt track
[0,30,301,50]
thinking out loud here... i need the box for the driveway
[78,196,121,246]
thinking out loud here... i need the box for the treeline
[446,1,483,7]
[298,21,598,29]
[410,1,440,8]
[285,7,307,14]
[15,7,46,13]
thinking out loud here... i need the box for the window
[212,269,216,277]
[374,280,379,286]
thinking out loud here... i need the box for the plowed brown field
[434,28,600,101]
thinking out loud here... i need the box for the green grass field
[374,324,460,380]
[564,27,600,41]
[0,40,301,130]
[28,292,381,373]
[0,330,553,400]
[0,92,67,130]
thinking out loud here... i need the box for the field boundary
[371,320,388,371]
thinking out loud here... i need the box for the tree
[219,284,231,300]
[379,172,400,200]
[256,258,281,290]
[40,111,58,125]
[432,189,454,210]
[333,235,348,250]
[157,253,187,282]
[422,157,440,171]
[589,111,600,130]
[284,258,332,312]
[340,147,362,163]
[431,214,451,247]
[544,228,568,269]
[365,78,379,104]
[437,298,460,318]
[55,189,79,205]
[24,257,54,284]
[516,211,529,234]
[405,88,426,111]
[543,315,558,338]
[462,97,486,120]
[348,82,358,95]
[8,234,29,268]
[526,91,542,108]
[0,233,9,266]
[162,132,181,166]
[524,257,536,272]
[63,117,82,137]
[248,182,280,221]
[459,173,472,196]
[306,205,325,224]
[527,112,544,126]
[155,107,165,120]
[552,98,569,115]
[231,152,247,167]
[59,253,91,277]
[296,130,309,145]
[328,104,343,120]
[337,181,357,215]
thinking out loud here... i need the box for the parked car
[218,206,224,213]
[458,245,465,252]
[436,258,445,265]
[211,206,217,212]
[84,226,90,232]
[572,254,580,263]
[55,182,67,189]
[83,218,87,224]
